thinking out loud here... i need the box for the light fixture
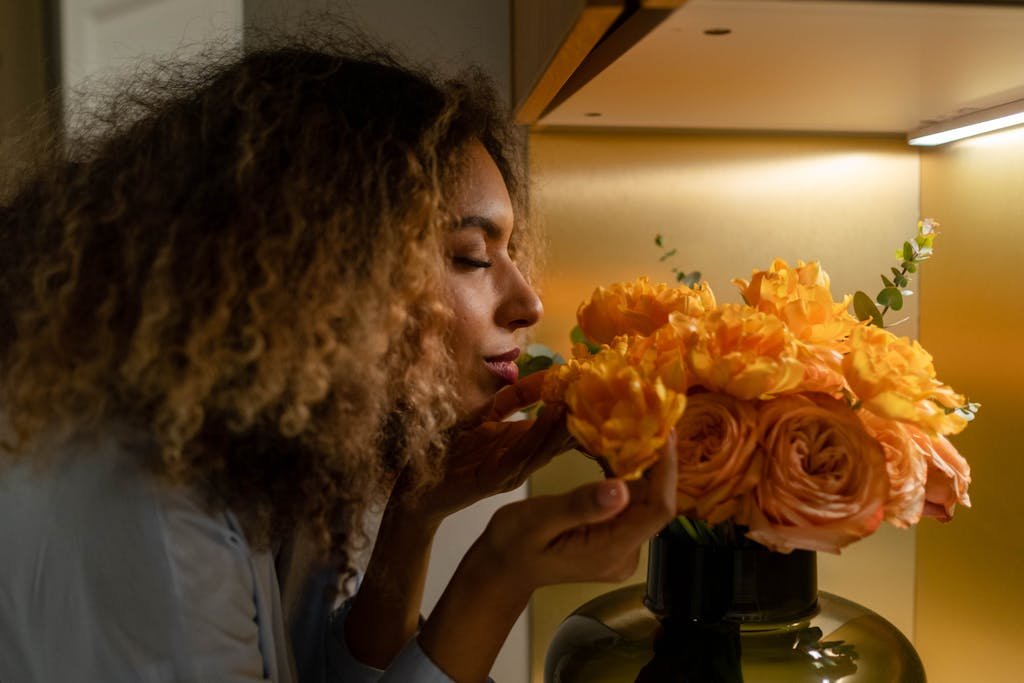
[908,98,1024,146]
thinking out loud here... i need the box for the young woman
[0,38,676,683]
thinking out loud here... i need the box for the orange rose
[904,426,971,522]
[562,348,687,479]
[844,325,968,435]
[739,394,888,554]
[577,277,716,344]
[686,304,805,400]
[620,316,696,394]
[674,392,761,524]
[733,259,858,350]
[858,409,927,528]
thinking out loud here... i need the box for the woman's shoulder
[0,426,276,680]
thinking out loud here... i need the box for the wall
[244,0,511,102]
[527,129,922,681]
[916,127,1024,682]
[0,0,51,175]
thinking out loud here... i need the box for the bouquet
[532,220,976,554]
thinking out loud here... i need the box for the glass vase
[545,529,925,682]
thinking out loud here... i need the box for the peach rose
[674,392,761,524]
[844,325,968,435]
[686,304,805,400]
[562,347,687,479]
[904,426,972,522]
[733,259,858,350]
[577,277,716,344]
[739,394,888,554]
[858,409,927,528]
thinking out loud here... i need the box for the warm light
[908,99,1024,146]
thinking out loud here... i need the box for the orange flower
[562,347,686,479]
[858,409,928,528]
[620,316,696,394]
[733,259,858,350]
[577,277,715,344]
[739,394,888,554]
[686,304,805,400]
[674,392,761,524]
[844,325,968,435]
[904,425,971,522]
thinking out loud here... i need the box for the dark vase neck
[644,529,818,624]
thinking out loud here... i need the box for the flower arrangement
[533,220,976,554]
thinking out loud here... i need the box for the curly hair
[0,37,533,575]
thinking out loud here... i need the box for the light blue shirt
[0,427,453,683]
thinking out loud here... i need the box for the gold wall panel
[526,130,921,681]
[917,127,1024,682]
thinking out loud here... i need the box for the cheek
[447,280,495,352]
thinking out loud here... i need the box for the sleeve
[324,601,455,683]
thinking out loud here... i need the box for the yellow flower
[562,347,687,479]
[843,325,968,435]
[577,277,716,344]
[619,316,696,394]
[686,304,805,400]
[733,259,858,350]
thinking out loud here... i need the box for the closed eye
[453,256,493,269]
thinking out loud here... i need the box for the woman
[0,38,675,682]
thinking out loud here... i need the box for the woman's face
[445,141,543,420]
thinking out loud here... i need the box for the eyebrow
[457,215,503,240]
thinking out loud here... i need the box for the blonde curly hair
[0,38,533,573]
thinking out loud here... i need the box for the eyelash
[453,256,493,269]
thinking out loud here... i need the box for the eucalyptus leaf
[906,262,917,273]
[854,291,884,326]
[877,287,904,311]
[903,241,915,261]
[570,325,601,354]
[659,248,677,262]
[881,275,894,288]
[655,234,663,247]
[518,355,553,377]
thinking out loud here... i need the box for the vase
[545,529,925,682]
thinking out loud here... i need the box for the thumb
[525,479,630,538]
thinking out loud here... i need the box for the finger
[487,371,547,421]
[512,404,571,475]
[515,479,630,540]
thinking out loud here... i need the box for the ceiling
[539,0,1024,135]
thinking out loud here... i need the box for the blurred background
[2,1,1021,681]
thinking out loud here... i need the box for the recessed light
[704,28,731,36]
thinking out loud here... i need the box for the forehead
[451,141,513,229]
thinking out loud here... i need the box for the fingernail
[597,480,624,508]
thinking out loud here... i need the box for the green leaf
[895,274,908,287]
[570,325,601,354]
[654,234,663,247]
[518,355,554,378]
[659,248,677,262]
[525,342,556,358]
[676,271,687,283]
[854,291,884,326]
[905,262,917,273]
[891,266,903,279]
[903,241,915,262]
[876,287,904,311]
[881,275,894,288]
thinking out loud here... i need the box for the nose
[498,263,543,331]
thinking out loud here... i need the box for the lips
[485,348,521,384]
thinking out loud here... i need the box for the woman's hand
[393,372,574,527]
[344,372,573,669]
[419,433,678,683]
